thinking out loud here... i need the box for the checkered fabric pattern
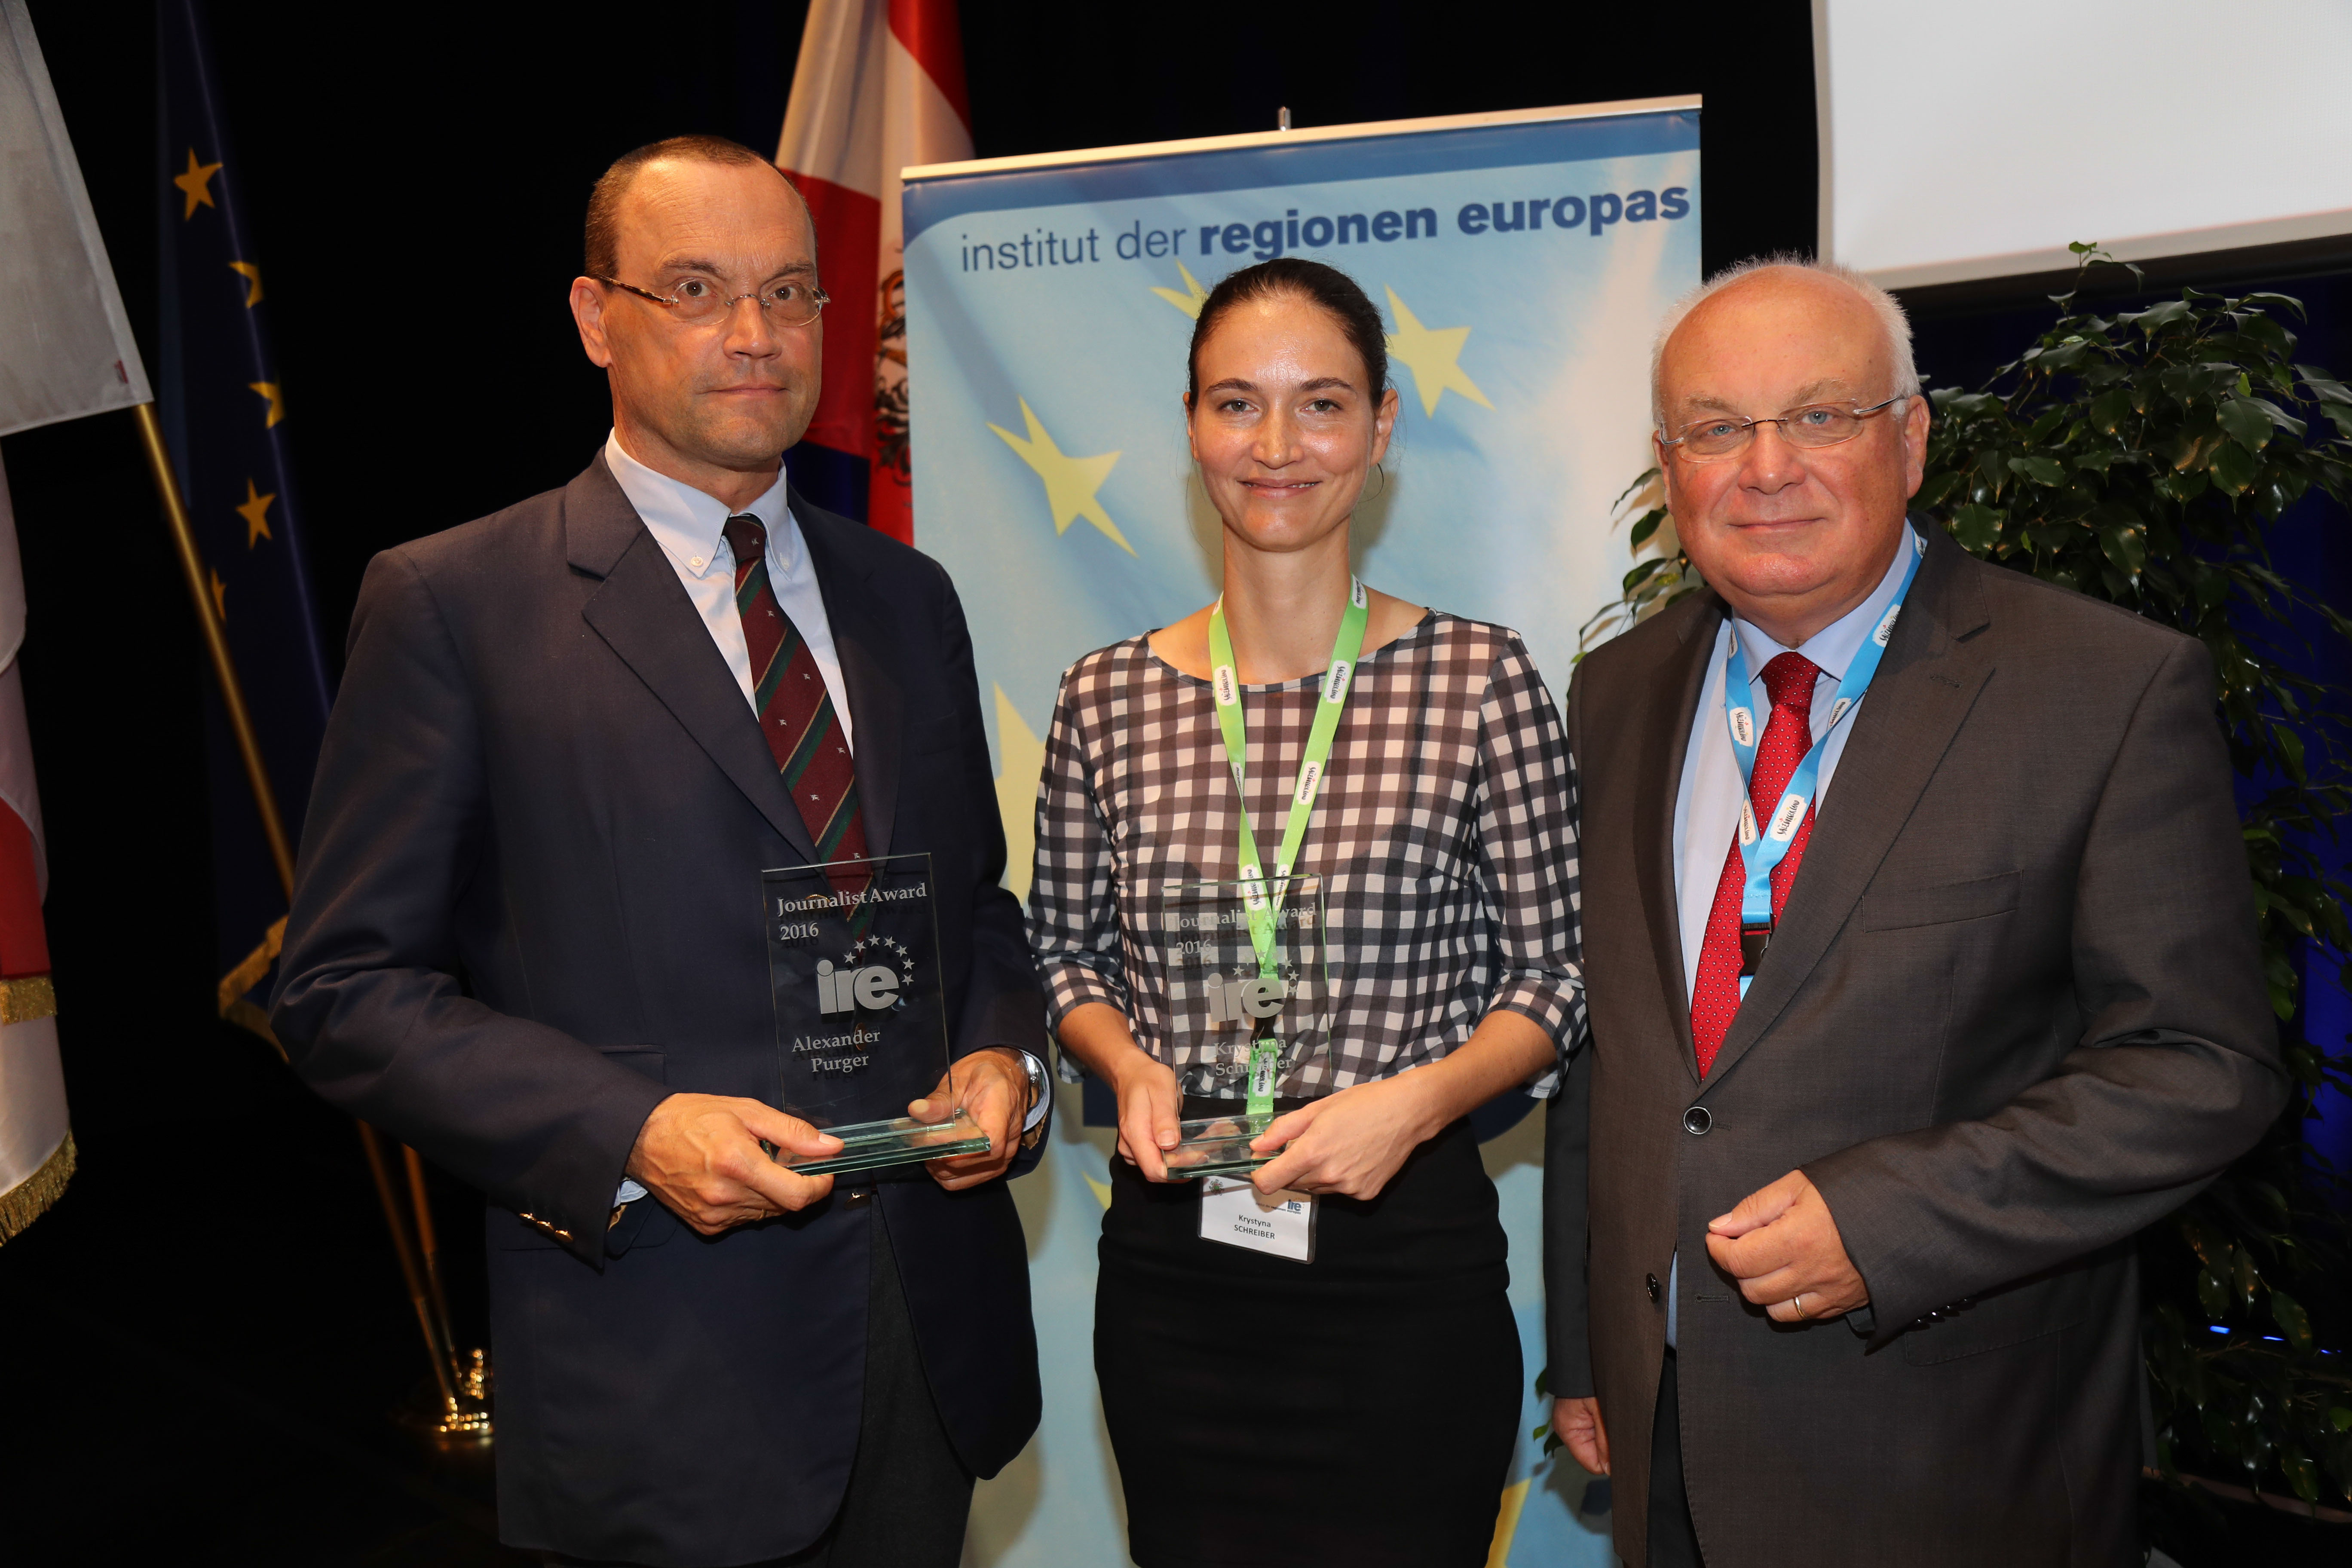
[1029,613,1584,1098]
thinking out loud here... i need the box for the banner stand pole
[131,399,489,1439]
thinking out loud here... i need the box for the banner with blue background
[903,100,1700,1567]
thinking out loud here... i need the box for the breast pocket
[1857,870,2021,932]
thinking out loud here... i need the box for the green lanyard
[1206,578,1369,1115]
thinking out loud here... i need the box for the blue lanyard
[1722,530,1923,983]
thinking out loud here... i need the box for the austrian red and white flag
[0,0,116,1241]
[0,455,66,1244]
[776,0,973,544]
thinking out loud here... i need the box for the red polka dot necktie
[723,516,868,874]
[1690,650,1822,1077]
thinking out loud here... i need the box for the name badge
[1198,1176,1317,1262]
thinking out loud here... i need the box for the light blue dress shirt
[1663,524,1920,1346]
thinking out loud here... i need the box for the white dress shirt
[601,434,1045,1201]
[1663,522,1921,1344]
[603,430,853,750]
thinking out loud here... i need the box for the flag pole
[132,402,295,893]
[131,399,487,1438]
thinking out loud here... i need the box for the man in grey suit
[1543,258,2285,1565]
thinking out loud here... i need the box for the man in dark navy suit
[273,135,1047,1568]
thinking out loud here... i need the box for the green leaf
[2281,1444,2319,1504]
[2098,524,2147,580]
[1609,467,1661,511]
[2249,398,2306,441]
[2238,313,2294,356]
[1915,470,1963,510]
[2196,1267,2230,1317]
[1621,557,1666,593]
[2271,723,2307,786]
[2008,455,2068,486]
[1950,504,2003,553]
[2330,1406,2352,1434]
[2210,439,2257,495]
[2090,388,2133,433]
[2128,298,2194,333]
[1628,508,1665,551]
[2217,397,2273,453]
[2297,368,2352,404]
[2269,1288,2315,1352]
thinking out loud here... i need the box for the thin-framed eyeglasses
[594,273,829,328]
[1659,395,1907,460]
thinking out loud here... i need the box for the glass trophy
[1150,875,1332,1180]
[761,852,992,1176]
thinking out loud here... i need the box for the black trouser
[1644,1348,1705,1568]
[551,1201,974,1568]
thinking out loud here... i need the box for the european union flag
[156,0,331,1041]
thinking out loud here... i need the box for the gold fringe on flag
[0,973,57,1024]
[0,1131,75,1244]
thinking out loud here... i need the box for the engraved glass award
[762,852,992,1175]
[1150,875,1332,1180]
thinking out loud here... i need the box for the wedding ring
[1789,1294,1809,1320]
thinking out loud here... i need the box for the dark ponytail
[1185,257,1390,405]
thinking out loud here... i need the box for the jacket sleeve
[1542,660,1596,1399]
[924,558,1052,1174]
[270,550,668,1264]
[1807,634,2287,1339]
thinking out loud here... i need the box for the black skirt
[1094,1106,1521,1568]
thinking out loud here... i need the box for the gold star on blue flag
[159,0,332,1042]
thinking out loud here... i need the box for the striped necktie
[723,515,867,869]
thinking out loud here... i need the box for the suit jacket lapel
[1632,591,1724,1089]
[1699,527,1995,1093]
[566,458,821,864]
[793,490,904,861]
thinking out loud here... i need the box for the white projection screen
[1816,0,2352,290]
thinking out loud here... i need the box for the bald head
[1650,257,1932,648]
[585,134,812,281]
[1651,258,1917,431]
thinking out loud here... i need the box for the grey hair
[1648,254,1921,432]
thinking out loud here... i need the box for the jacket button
[1683,1106,1712,1136]
[1646,1273,1662,1302]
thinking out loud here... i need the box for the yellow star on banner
[228,261,263,306]
[1484,1476,1531,1568]
[208,567,227,622]
[992,684,1046,904]
[248,381,284,428]
[987,399,1132,554]
[1149,261,1211,320]
[236,478,275,546]
[1385,287,1494,418]
[174,149,222,219]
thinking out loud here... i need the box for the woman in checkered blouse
[1028,259,1584,1568]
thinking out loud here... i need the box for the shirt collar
[1728,520,1921,688]
[602,429,794,580]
